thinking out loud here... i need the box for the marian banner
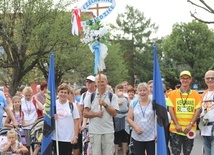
[71,0,114,74]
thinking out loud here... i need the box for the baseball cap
[180,70,191,77]
[86,75,95,82]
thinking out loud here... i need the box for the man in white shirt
[83,74,119,155]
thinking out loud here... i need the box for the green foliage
[104,43,129,87]
[162,21,214,89]
[0,2,154,94]
[0,0,71,95]
[113,5,158,85]
[86,19,102,30]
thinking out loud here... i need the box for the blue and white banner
[80,0,116,26]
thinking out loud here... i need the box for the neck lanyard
[139,101,150,118]
[179,89,190,107]
[25,99,31,115]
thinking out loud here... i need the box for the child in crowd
[2,129,28,154]
[114,84,129,155]
[4,96,33,128]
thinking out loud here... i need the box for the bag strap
[132,100,138,109]
[69,102,74,113]
[91,91,113,103]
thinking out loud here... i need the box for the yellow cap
[180,70,191,77]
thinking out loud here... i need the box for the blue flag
[41,52,56,155]
[152,44,169,155]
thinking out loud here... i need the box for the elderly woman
[127,82,155,155]
[21,86,38,155]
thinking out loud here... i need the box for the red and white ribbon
[71,9,82,36]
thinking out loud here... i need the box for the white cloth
[84,90,119,134]
[21,98,37,129]
[52,100,80,142]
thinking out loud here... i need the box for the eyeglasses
[205,77,214,80]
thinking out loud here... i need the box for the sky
[71,0,214,38]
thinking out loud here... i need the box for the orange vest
[167,89,201,135]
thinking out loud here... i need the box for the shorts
[73,133,82,150]
[114,129,129,144]
[73,142,79,150]
[170,132,194,155]
[52,140,73,155]
[89,133,114,155]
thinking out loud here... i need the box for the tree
[104,42,129,87]
[188,0,214,24]
[29,11,128,89]
[113,5,158,85]
[162,21,214,88]
[0,0,71,95]
[36,40,128,89]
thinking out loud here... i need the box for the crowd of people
[0,70,214,155]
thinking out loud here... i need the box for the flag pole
[155,112,157,155]
[55,120,59,155]
[98,69,102,110]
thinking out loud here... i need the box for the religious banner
[71,0,115,111]
[80,0,116,26]
[71,0,116,35]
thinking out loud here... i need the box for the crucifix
[88,3,109,16]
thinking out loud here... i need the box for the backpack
[32,98,43,118]
[69,102,74,113]
[90,91,114,128]
[90,91,113,103]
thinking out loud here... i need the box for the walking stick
[98,70,102,110]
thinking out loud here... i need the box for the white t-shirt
[201,91,214,136]
[84,90,119,134]
[52,100,80,142]
[21,98,37,129]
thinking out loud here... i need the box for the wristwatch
[190,122,194,126]
[75,136,78,139]
[104,104,108,108]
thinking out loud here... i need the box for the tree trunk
[9,67,24,96]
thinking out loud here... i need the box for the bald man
[200,70,214,155]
